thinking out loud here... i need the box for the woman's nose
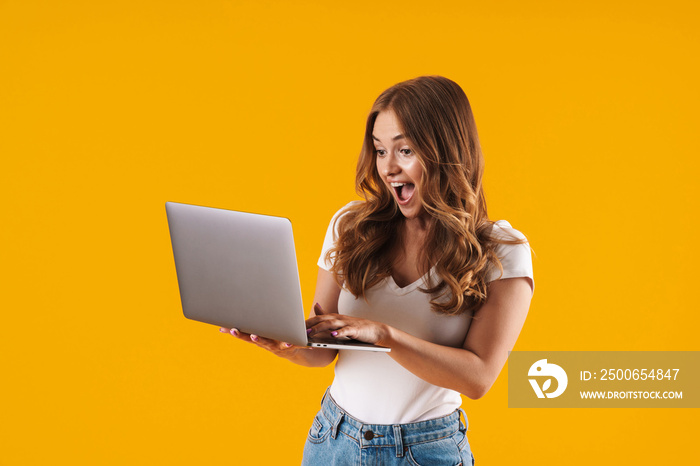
[382,153,400,176]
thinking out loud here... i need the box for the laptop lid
[165,202,390,352]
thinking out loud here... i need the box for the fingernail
[250,335,259,342]
[284,343,292,348]
[306,328,313,334]
[231,328,239,336]
[220,328,227,333]
[331,331,338,337]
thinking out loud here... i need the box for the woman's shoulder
[489,219,527,242]
[324,201,364,230]
[321,201,363,241]
[318,201,363,270]
[485,219,534,290]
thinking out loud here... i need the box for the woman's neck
[389,216,433,287]
[402,214,431,241]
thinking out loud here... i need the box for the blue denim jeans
[302,390,474,466]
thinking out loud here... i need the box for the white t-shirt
[317,204,534,424]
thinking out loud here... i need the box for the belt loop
[458,408,468,433]
[331,412,344,439]
[393,425,404,457]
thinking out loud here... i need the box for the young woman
[222,76,533,465]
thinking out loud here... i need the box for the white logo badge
[528,359,568,398]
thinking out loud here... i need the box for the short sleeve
[317,202,357,271]
[486,220,534,293]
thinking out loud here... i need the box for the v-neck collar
[386,266,437,295]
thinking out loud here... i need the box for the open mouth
[391,182,415,203]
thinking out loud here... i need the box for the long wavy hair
[327,76,525,315]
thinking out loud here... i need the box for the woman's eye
[375,149,387,157]
[400,148,412,156]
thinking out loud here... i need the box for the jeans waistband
[319,389,467,455]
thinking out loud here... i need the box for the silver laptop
[165,202,390,352]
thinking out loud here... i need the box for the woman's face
[373,110,426,221]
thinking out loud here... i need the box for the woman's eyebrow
[372,134,406,142]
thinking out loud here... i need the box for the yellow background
[1,0,698,464]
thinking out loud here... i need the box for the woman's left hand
[305,303,390,346]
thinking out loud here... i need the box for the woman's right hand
[219,326,308,360]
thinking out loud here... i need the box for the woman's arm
[221,267,339,368]
[306,276,532,399]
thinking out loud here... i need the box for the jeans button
[364,430,375,441]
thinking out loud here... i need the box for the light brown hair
[327,76,525,315]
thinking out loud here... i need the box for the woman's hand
[219,326,308,360]
[305,303,391,346]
